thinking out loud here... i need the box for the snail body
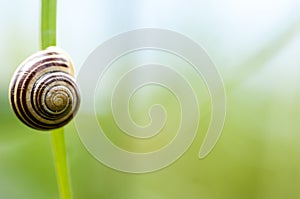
[9,47,80,130]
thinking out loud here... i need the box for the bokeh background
[1,0,300,198]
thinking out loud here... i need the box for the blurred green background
[1,0,300,198]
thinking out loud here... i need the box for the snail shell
[9,47,80,130]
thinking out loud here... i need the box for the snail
[9,47,80,130]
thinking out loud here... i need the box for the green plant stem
[41,0,72,198]
[51,129,72,199]
[41,0,56,49]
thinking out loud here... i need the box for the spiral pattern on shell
[9,47,80,130]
